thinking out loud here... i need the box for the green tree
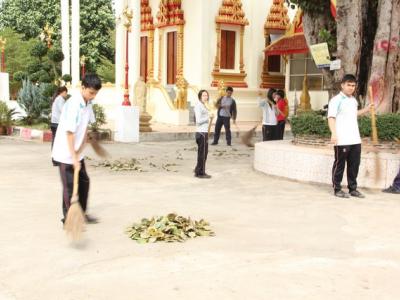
[287,0,399,113]
[0,0,115,71]
[0,28,37,98]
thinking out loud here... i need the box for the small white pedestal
[0,72,10,102]
[114,106,140,143]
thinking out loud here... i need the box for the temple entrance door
[140,36,148,82]
[166,31,177,85]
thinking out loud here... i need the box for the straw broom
[64,166,85,241]
[87,131,110,158]
[368,86,381,182]
[241,124,259,147]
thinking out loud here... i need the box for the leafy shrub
[359,114,400,140]
[291,111,400,141]
[30,42,48,59]
[0,101,17,128]
[17,79,51,125]
[290,111,330,137]
[27,62,42,74]
[47,47,64,63]
[90,104,107,131]
[62,74,72,83]
[13,71,27,82]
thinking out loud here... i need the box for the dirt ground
[0,138,399,300]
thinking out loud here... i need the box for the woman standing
[275,89,288,140]
[194,90,213,178]
[259,88,278,141]
[50,86,68,165]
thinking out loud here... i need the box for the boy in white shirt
[52,74,102,224]
[328,74,372,198]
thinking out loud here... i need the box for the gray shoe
[349,190,365,198]
[382,186,400,194]
[334,190,350,198]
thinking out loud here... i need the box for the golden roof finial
[123,6,134,30]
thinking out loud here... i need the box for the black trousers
[58,160,90,218]
[277,120,286,140]
[213,116,231,145]
[332,144,361,192]
[195,132,208,176]
[262,125,278,141]
[50,123,58,166]
[50,123,58,149]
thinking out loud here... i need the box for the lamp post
[0,37,6,72]
[122,7,133,106]
[80,55,86,79]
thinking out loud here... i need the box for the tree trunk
[368,0,395,113]
[336,0,363,79]
[302,9,337,98]
[357,0,378,99]
[384,0,400,113]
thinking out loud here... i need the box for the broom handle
[72,167,79,197]
[368,86,378,144]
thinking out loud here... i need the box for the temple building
[59,0,329,129]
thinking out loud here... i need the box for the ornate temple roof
[264,0,290,35]
[141,0,155,31]
[215,0,249,26]
[264,9,308,56]
[156,0,185,28]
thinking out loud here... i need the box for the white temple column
[71,0,80,86]
[61,0,70,77]
[129,0,141,103]
[115,0,126,89]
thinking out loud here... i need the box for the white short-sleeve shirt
[328,92,361,146]
[51,95,66,124]
[52,92,95,164]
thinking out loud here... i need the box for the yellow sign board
[309,43,331,68]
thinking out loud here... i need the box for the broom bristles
[241,125,258,147]
[87,133,110,158]
[64,199,85,242]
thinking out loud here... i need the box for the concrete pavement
[0,138,399,300]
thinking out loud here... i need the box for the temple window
[140,36,148,82]
[220,29,236,70]
[289,53,324,91]
[166,31,177,85]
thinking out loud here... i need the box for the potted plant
[89,103,107,140]
[0,101,17,135]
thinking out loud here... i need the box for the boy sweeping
[52,74,102,224]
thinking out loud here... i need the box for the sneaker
[349,190,365,198]
[334,190,350,198]
[211,142,218,145]
[382,186,400,194]
[85,214,99,224]
[227,143,231,146]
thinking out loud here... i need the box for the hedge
[290,112,400,141]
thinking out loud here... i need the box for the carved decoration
[141,0,155,31]
[156,0,185,28]
[216,0,249,26]
[264,0,289,35]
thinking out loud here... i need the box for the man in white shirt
[328,74,372,198]
[52,74,102,224]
